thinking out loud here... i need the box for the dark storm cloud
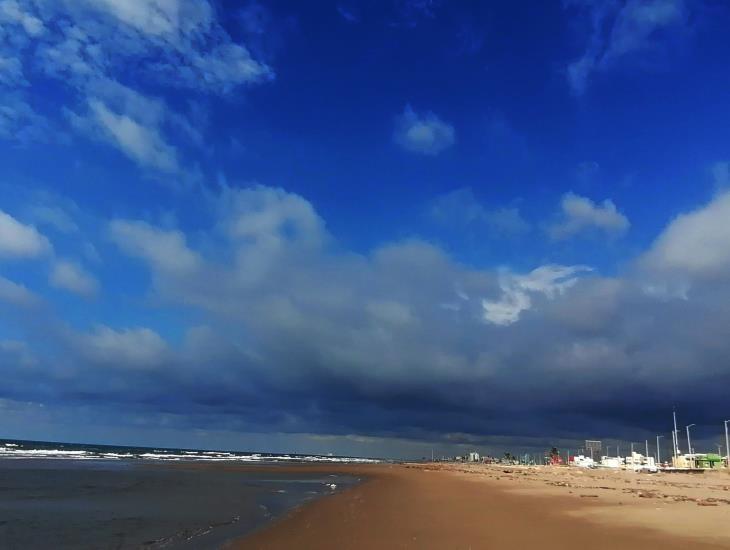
[5,184,730,453]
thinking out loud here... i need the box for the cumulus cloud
[642,190,730,279]
[109,219,201,274]
[75,325,170,370]
[77,97,178,172]
[7,184,730,455]
[64,80,200,173]
[565,0,689,95]
[548,192,629,240]
[50,259,99,297]
[394,105,455,155]
[0,209,51,259]
[0,275,40,307]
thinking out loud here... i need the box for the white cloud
[566,0,687,95]
[548,192,629,240]
[0,55,25,85]
[151,42,272,95]
[0,94,57,143]
[0,0,44,36]
[77,325,169,369]
[642,190,730,278]
[28,205,78,233]
[9,0,272,93]
[85,97,179,172]
[394,105,455,155]
[109,219,200,273]
[606,0,684,59]
[80,0,198,37]
[0,274,40,306]
[35,22,107,82]
[0,0,272,172]
[219,184,326,247]
[50,258,98,297]
[0,209,51,259]
[482,264,592,326]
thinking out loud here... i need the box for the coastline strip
[228,463,729,550]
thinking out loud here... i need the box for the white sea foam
[0,443,379,463]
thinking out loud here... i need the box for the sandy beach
[231,463,730,549]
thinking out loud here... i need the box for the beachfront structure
[625,452,657,472]
[674,453,724,469]
[467,452,480,462]
[571,455,595,468]
[600,456,622,468]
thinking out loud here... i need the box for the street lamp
[656,435,664,464]
[724,420,730,468]
[686,424,696,459]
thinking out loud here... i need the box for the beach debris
[697,501,718,506]
[580,494,599,498]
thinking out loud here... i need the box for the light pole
[686,424,696,463]
[673,408,680,456]
[656,435,664,464]
[724,420,730,468]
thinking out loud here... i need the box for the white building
[600,456,622,468]
[625,452,657,472]
[571,454,595,468]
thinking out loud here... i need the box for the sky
[1,0,730,460]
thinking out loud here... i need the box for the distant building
[571,455,595,468]
[676,453,724,469]
[467,451,480,462]
[625,452,657,472]
[600,456,622,468]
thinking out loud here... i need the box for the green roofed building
[696,454,724,469]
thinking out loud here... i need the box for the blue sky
[1,0,730,459]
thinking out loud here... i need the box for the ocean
[0,439,375,549]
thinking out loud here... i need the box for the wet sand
[231,463,730,549]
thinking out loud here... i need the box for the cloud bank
[4,185,730,456]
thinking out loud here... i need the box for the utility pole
[656,435,664,464]
[645,440,649,458]
[724,420,730,468]
[685,424,695,467]
[673,408,680,457]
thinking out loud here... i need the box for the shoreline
[223,462,730,549]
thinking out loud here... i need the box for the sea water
[0,440,371,549]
